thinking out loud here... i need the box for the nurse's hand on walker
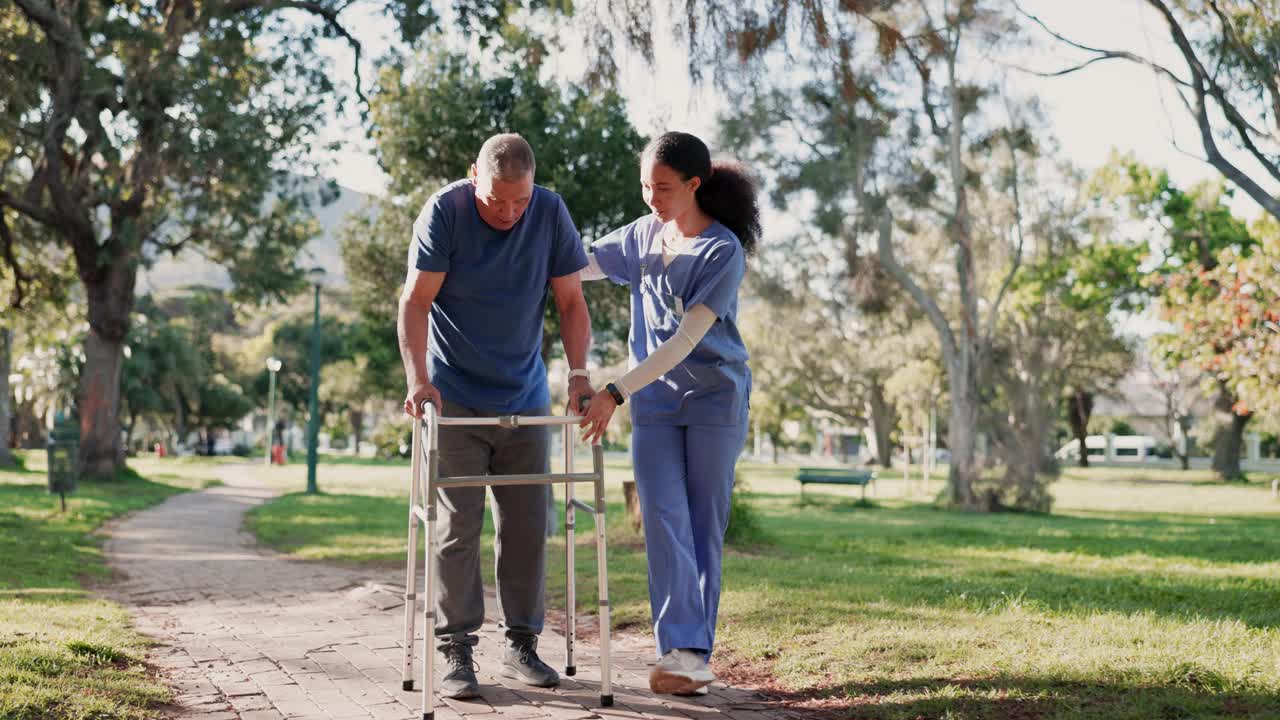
[403,379,442,418]
[579,388,618,444]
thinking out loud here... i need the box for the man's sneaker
[500,634,560,688]
[674,685,710,697]
[440,642,481,699]
[649,649,715,695]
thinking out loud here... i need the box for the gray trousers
[433,399,549,649]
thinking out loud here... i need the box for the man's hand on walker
[567,376,595,416]
[404,380,442,418]
[579,389,617,444]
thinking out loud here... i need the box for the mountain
[137,182,373,293]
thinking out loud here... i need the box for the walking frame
[400,401,614,720]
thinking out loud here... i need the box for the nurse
[578,131,759,696]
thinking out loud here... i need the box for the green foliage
[371,419,413,460]
[1109,419,1138,437]
[724,478,768,546]
[121,293,253,438]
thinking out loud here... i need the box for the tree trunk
[946,353,980,509]
[622,480,643,532]
[867,380,896,469]
[0,328,12,466]
[79,330,125,477]
[1210,384,1250,481]
[78,259,137,478]
[1067,390,1093,468]
[349,409,364,455]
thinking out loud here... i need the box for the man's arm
[398,267,446,417]
[549,272,594,414]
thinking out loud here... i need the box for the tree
[1150,358,1202,470]
[1094,158,1260,480]
[1155,215,1280,474]
[0,327,10,466]
[649,1,1032,509]
[1024,0,1280,222]
[0,0,512,476]
[120,292,256,451]
[320,357,372,453]
[988,234,1137,509]
[343,40,647,377]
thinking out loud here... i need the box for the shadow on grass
[716,669,1280,720]
[794,495,880,512]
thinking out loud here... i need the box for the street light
[305,267,326,494]
[265,356,282,467]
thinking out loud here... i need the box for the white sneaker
[649,649,715,695]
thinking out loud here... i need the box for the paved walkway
[103,467,793,720]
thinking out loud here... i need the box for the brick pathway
[103,466,793,720]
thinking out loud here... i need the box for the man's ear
[469,163,479,182]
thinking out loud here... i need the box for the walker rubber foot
[403,680,414,691]
[424,713,434,720]
[601,695,614,707]
[565,665,576,676]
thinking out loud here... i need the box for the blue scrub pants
[631,419,748,658]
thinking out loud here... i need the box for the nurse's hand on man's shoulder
[579,389,617,445]
[403,380,442,418]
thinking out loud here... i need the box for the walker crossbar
[401,402,614,720]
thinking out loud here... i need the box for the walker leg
[592,446,612,707]
[402,416,423,691]
[564,426,577,676]
[422,437,438,720]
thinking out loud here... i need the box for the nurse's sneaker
[500,634,560,688]
[440,642,481,699]
[649,649,715,695]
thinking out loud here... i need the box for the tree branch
[0,210,30,308]
[874,205,959,366]
[1015,6,1191,86]
[987,131,1027,345]
[219,0,369,105]
[0,190,59,228]
[1144,0,1280,187]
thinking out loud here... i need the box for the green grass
[245,455,1280,719]
[0,451,221,720]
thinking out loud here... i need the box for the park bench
[796,466,877,499]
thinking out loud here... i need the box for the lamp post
[305,267,326,494]
[265,356,282,466]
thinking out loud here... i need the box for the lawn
[0,451,222,720]
[245,453,1280,719]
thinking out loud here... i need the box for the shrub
[372,420,412,460]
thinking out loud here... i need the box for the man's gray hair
[477,133,535,180]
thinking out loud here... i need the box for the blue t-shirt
[410,180,588,413]
[591,215,751,426]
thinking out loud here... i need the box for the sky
[317,0,1273,225]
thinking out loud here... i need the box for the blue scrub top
[591,215,751,426]
[410,180,588,413]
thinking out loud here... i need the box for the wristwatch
[605,382,625,405]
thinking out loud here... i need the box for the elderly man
[398,133,594,699]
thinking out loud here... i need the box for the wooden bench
[796,467,877,499]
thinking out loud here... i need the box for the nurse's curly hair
[642,132,761,255]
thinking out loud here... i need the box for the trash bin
[47,411,79,510]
